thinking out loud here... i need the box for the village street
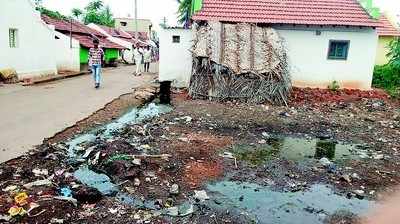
[1,0,400,223]
[0,65,155,163]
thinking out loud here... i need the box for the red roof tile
[98,25,133,39]
[192,0,380,27]
[126,31,149,41]
[71,34,126,49]
[42,15,105,37]
[42,15,125,49]
[377,15,400,36]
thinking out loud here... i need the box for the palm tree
[85,0,104,11]
[71,8,83,20]
[177,0,192,28]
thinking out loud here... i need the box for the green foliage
[76,0,115,27]
[37,7,69,20]
[372,64,400,98]
[106,154,131,163]
[328,81,340,91]
[177,0,192,28]
[373,38,400,98]
[387,39,400,70]
[71,8,83,20]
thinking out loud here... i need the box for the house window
[172,35,180,43]
[9,28,18,48]
[120,22,127,27]
[328,40,350,60]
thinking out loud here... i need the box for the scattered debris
[194,190,210,202]
[23,179,53,189]
[169,184,180,195]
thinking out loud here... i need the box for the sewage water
[70,103,173,206]
[74,166,118,196]
[207,181,374,224]
[67,103,173,158]
[233,137,363,165]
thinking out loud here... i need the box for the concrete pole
[134,0,138,44]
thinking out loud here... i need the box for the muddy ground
[0,87,399,224]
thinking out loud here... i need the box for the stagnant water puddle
[74,165,195,216]
[67,103,173,159]
[207,181,374,224]
[233,137,370,165]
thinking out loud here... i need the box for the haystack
[190,22,291,105]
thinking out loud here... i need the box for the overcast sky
[42,0,400,29]
[42,0,180,29]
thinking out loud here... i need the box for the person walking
[88,39,104,89]
[143,46,152,73]
[133,45,143,76]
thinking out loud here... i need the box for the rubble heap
[190,22,291,105]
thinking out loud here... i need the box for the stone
[169,184,179,195]
[340,174,351,183]
[194,190,210,202]
[134,178,141,186]
[258,139,267,144]
[132,158,142,166]
[353,190,365,199]
[50,218,64,224]
[73,187,103,204]
[32,168,49,177]
[23,179,52,189]
[319,157,332,167]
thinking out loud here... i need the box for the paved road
[0,65,155,162]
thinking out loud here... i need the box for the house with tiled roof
[87,24,151,64]
[41,15,126,71]
[194,0,382,91]
[161,0,383,93]
[1,0,57,80]
[375,15,400,65]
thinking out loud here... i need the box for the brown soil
[183,161,224,189]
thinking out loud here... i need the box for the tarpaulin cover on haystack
[190,21,291,105]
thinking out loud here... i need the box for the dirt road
[0,65,154,163]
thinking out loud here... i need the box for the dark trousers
[144,62,150,72]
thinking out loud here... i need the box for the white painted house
[0,0,58,79]
[161,0,381,90]
[159,28,193,87]
[53,31,80,72]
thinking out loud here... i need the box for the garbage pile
[0,89,399,223]
[0,68,18,84]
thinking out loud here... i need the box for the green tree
[82,0,115,27]
[177,0,192,28]
[387,38,400,70]
[85,0,104,11]
[71,8,83,20]
[37,7,69,20]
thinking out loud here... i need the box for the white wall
[54,31,80,72]
[87,24,134,64]
[159,28,192,87]
[274,25,378,90]
[0,0,57,79]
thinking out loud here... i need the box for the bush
[373,64,400,98]
[328,81,340,91]
[372,38,400,98]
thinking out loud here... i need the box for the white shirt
[143,49,152,63]
[133,48,143,61]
